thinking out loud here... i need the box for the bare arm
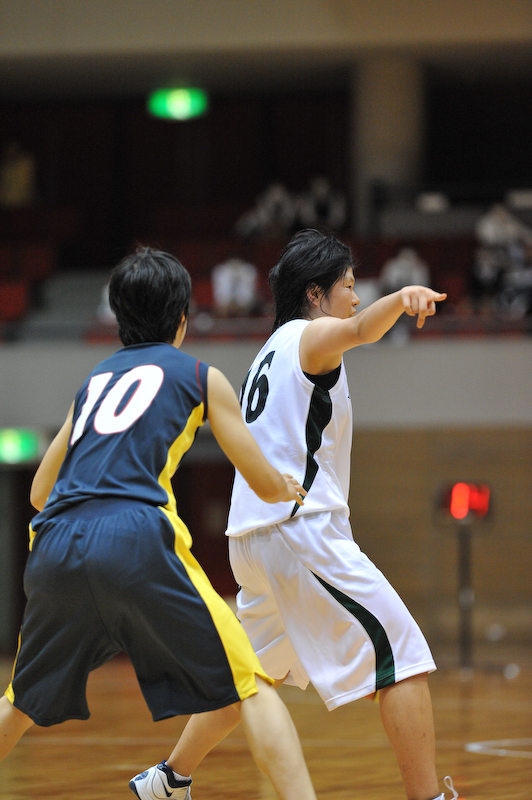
[207,367,305,505]
[30,403,74,511]
[301,285,447,374]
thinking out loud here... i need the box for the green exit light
[0,429,40,464]
[147,87,209,120]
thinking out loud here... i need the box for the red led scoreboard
[438,482,491,523]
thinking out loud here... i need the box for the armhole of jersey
[303,364,342,391]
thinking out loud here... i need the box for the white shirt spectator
[379,248,430,294]
[212,257,259,316]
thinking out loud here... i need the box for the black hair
[268,228,355,330]
[108,247,191,346]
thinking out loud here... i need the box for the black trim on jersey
[312,572,396,691]
[290,381,333,517]
[303,364,341,391]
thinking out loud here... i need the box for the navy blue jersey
[32,343,209,533]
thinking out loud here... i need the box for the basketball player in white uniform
[227,314,437,706]
[137,229,458,800]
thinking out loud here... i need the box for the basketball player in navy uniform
[0,248,319,800]
[144,230,459,800]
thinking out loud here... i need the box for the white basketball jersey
[226,319,352,537]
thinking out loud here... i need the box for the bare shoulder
[299,317,348,375]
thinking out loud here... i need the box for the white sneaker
[129,761,192,800]
[434,775,459,800]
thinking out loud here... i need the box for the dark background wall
[425,74,532,202]
[0,92,349,269]
[2,74,532,271]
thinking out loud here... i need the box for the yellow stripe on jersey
[158,402,205,548]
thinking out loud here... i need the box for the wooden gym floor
[1,646,531,800]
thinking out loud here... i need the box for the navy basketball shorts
[6,498,269,726]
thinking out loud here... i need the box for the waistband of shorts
[52,497,155,520]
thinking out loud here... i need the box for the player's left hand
[400,286,447,328]
[281,474,307,506]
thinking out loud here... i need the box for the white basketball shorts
[228,509,436,710]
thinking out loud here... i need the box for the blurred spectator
[211,256,260,317]
[0,141,37,208]
[471,203,532,315]
[469,246,506,314]
[475,203,531,247]
[498,239,532,318]
[235,183,297,240]
[379,247,430,294]
[296,175,346,231]
[415,192,450,214]
[379,247,431,345]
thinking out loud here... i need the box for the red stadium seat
[0,279,30,321]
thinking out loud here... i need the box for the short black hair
[109,247,191,346]
[268,229,355,330]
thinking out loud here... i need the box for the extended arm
[207,367,305,505]
[352,285,446,339]
[30,403,74,511]
[301,285,447,374]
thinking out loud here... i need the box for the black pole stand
[457,525,474,671]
